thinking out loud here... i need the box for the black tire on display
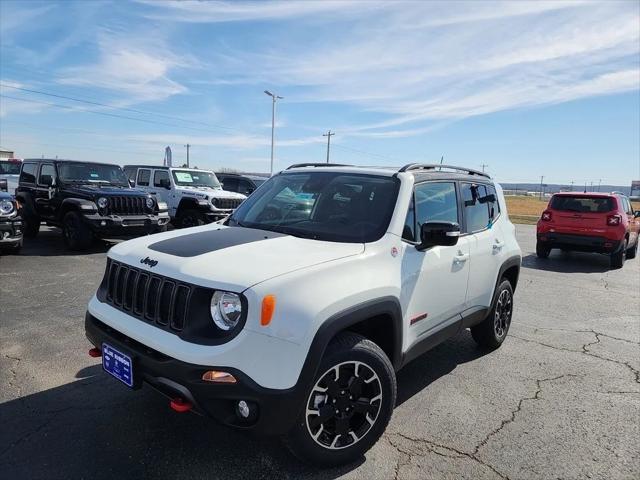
[178,209,206,228]
[626,238,638,260]
[536,242,550,259]
[284,332,396,467]
[62,211,93,250]
[471,279,514,350]
[610,239,627,269]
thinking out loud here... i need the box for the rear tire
[471,279,514,350]
[626,238,638,260]
[610,240,627,269]
[62,211,93,250]
[284,332,396,467]
[536,242,550,259]
[178,209,206,228]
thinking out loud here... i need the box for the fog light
[202,370,237,383]
[100,220,106,226]
[237,400,250,419]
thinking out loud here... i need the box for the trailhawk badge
[140,257,158,268]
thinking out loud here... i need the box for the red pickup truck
[536,192,640,268]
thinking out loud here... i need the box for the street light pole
[264,90,283,175]
[323,130,335,163]
[539,175,544,200]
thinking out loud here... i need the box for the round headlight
[0,199,15,215]
[97,197,108,209]
[145,197,155,209]
[210,291,242,331]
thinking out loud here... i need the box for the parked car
[124,165,246,227]
[0,191,22,254]
[216,172,267,196]
[0,158,22,195]
[84,163,521,466]
[536,192,640,268]
[15,159,170,250]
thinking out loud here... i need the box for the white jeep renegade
[85,163,521,466]
[123,165,246,227]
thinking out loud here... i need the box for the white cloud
[56,30,195,104]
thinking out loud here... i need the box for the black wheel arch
[176,197,210,217]
[58,198,96,221]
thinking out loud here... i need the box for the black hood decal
[148,227,286,257]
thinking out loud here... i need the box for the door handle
[453,252,469,264]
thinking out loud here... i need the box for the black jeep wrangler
[15,159,170,250]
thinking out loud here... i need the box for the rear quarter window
[550,196,614,213]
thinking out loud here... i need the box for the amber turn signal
[202,370,237,383]
[261,295,276,326]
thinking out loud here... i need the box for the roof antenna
[439,155,444,171]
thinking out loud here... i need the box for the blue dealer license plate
[102,343,134,387]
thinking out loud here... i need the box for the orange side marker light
[261,295,276,326]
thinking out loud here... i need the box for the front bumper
[0,215,23,245]
[537,232,622,253]
[83,212,170,237]
[85,313,304,435]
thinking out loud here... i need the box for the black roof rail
[286,163,351,170]
[398,163,491,178]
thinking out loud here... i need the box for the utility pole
[597,179,602,192]
[264,90,283,175]
[323,130,335,163]
[480,163,489,173]
[184,144,190,168]
[539,175,544,200]
[570,181,574,191]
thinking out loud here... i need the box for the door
[401,181,470,347]
[136,168,151,193]
[461,183,505,309]
[151,169,171,202]
[35,163,58,220]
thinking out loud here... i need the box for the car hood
[107,224,364,291]
[62,185,148,197]
[176,186,246,200]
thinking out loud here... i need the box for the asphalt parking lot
[1,224,638,480]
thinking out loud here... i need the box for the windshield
[228,172,399,243]
[550,195,614,213]
[58,162,129,186]
[0,161,21,175]
[172,170,221,188]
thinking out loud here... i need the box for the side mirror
[417,221,460,250]
[129,179,135,187]
[159,178,171,189]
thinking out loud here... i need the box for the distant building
[0,150,15,159]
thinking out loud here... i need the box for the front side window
[229,172,399,243]
[462,183,491,233]
[137,169,151,186]
[19,163,37,184]
[57,163,129,186]
[414,182,458,229]
[38,164,57,185]
[220,176,238,191]
[172,170,221,189]
[237,179,254,195]
[402,195,416,242]
[154,170,170,187]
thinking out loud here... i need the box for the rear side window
[137,169,150,186]
[221,176,238,191]
[462,183,491,232]
[550,195,614,213]
[20,163,37,184]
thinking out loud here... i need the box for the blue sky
[0,0,638,185]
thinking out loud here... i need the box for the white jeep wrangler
[123,165,246,227]
[85,163,521,465]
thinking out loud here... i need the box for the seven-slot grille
[212,197,243,210]
[104,258,191,332]
[104,196,147,215]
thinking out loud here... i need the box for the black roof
[23,158,121,167]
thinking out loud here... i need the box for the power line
[0,82,242,132]
[0,94,233,134]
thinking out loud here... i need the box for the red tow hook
[170,398,193,413]
[88,347,101,358]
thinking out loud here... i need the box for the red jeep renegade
[536,192,640,268]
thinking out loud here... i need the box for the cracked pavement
[1,225,638,479]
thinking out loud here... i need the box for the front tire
[178,209,206,228]
[22,214,40,238]
[626,238,638,260]
[285,333,396,466]
[471,279,514,350]
[62,211,93,250]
